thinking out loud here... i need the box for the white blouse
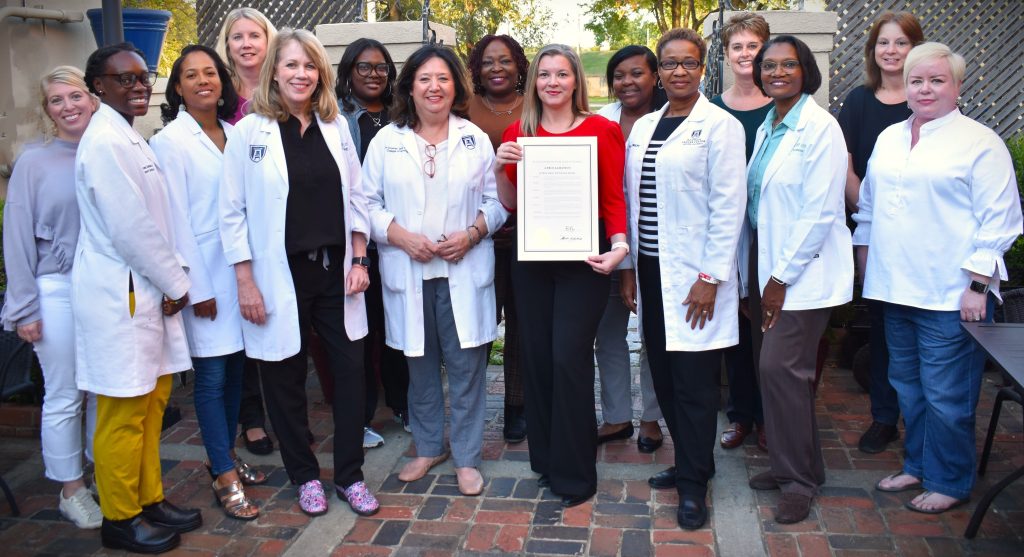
[852,109,1022,310]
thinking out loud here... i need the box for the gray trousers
[749,234,831,497]
[406,278,489,468]
[596,280,661,424]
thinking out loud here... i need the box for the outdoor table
[961,321,1024,539]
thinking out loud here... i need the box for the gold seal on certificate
[516,136,600,261]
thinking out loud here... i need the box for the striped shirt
[638,115,686,256]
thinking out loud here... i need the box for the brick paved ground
[0,350,1022,555]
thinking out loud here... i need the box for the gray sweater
[1,139,80,329]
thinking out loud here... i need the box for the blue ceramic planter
[86,8,172,73]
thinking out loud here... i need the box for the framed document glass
[516,136,600,261]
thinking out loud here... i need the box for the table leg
[965,465,1024,538]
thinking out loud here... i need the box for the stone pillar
[702,9,837,108]
[316,20,457,68]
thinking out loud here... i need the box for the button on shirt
[280,116,345,254]
[747,93,809,228]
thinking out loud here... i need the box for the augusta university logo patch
[249,145,267,162]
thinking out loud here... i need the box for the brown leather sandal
[213,479,259,520]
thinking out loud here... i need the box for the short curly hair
[656,28,707,65]
[84,42,146,95]
[467,35,529,95]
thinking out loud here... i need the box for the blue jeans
[883,298,993,500]
[193,351,246,475]
[867,299,900,425]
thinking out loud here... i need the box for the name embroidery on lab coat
[385,146,408,153]
[249,145,267,162]
[681,129,706,146]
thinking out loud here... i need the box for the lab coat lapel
[318,115,350,206]
[179,111,225,161]
[260,117,288,185]
[759,119,801,192]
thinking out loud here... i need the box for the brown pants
[749,233,832,497]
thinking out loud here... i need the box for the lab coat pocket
[469,240,495,288]
[378,247,407,292]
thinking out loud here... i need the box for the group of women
[2,7,1020,549]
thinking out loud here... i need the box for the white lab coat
[737,95,853,310]
[150,112,244,358]
[363,115,508,357]
[72,103,192,397]
[220,113,369,361]
[625,94,747,351]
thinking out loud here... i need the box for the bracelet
[770,275,787,286]
[467,224,482,245]
[611,241,630,253]
[698,272,719,285]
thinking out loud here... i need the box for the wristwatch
[352,256,371,268]
[969,280,990,294]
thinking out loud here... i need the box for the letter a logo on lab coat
[249,145,267,162]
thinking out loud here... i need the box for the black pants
[512,257,609,498]
[238,357,267,433]
[723,309,763,427]
[364,247,409,423]
[259,247,365,487]
[638,255,721,498]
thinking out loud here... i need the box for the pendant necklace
[482,95,522,116]
[367,110,384,127]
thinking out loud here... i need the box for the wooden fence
[827,0,1023,140]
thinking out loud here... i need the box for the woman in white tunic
[150,44,262,521]
[76,43,200,553]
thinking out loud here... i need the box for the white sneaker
[59,486,102,529]
[363,427,384,449]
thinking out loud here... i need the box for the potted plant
[85,6,172,73]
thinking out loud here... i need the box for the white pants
[35,273,96,482]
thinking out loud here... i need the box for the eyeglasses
[759,60,801,73]
[423,143,437,178]
[100,71,158,88]
[658,59,701,71]
[355,62,390,77]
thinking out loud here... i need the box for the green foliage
[582,0,791,43]
[123,0,198,76]
[488,336,504,365]
[581,51,614,76]
[1003,134,1024,284]
[378,0,554,60]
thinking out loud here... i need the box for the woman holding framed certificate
[494,43,629,508]
[621,28,747,530]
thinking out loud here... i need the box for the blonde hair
[721,12,770,46]
[904,42,966,85]
[216,7,278,92]
[250,28,339,123]
[38,65,98,139]
[520,44,589,137]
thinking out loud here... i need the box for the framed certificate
[516,136,600,261]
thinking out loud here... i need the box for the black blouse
[280,116,345,254]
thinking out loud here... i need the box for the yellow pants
[94,375,172,520]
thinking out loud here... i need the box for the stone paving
[0,352,1022,556]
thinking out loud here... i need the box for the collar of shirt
[906,107,960,137]
[762,93,809,132]
[280,114,321,138]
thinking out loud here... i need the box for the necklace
[481,95,522,116]
[366,110,384,127]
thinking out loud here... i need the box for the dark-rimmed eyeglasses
[355,62,390,77]
[100,71,158,88]
[423,143,437,178]
[759,60,800,73]
[658,59,701,71]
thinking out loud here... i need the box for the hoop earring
[217,98,225,107]
[656,78,664,89]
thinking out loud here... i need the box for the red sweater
[501,115,627,238]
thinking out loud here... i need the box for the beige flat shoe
[398,452,450,482]
[456,467,484,496]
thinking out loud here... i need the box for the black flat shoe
[597,423,634,445]
[637,435,663,453]
[677,496,708,530]
[242,431,274,455]
[101,515,180,554]
[537,474,550,488]
[648,466,676,490]
[503,405,527,444]
[560,490,595,508]
[141,500,202,534]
